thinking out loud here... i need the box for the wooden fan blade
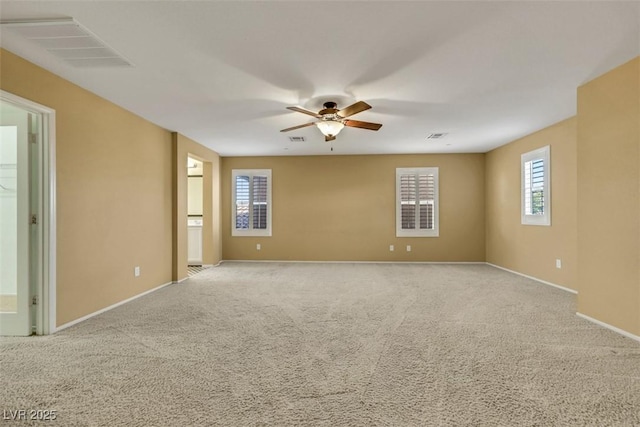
[325,135,336,142]
[344,119,382,131]
[280,122,317,132]
[337,101,371,118]
[287,106,322,118]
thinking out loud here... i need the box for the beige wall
[172,134,221,282]
[221,154,485,261]
[577,57,640,335]
[0,49,173,326]
[486,56,640,337]
[485,118,578,291]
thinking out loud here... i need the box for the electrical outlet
[256,243,261,251]
[406,245,412,252]
[556,259,562,269]
[134,266,140,277]
[389,245,394,252]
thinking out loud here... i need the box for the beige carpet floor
[1,263,639,426]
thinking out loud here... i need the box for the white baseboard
[55,281,174,332]
[576,312,640,343]
[486,263,577,294]
[222,259,486,265]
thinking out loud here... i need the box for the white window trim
[521,145,550,226]
[231,169,272,237]
[396,167,439,237]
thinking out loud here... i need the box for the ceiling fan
[280,101,382,142]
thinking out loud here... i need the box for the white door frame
[1,90,56,335]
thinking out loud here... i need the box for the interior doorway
[0,91,55,336]
[187,157,204,267]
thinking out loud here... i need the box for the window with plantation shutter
[396,167,439,237]
[521,146,550,226]
[232,169,272,236]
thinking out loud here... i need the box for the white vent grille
[289,136,305,142]
[1,18,133,68]
[427,133,448,140]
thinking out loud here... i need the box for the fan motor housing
[319,101,339,116]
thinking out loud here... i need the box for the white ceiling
[1,1,639,157]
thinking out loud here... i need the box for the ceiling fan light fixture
[316,120,344,137]
[281,101,381,142]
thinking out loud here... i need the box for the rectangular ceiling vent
[288,136,305,142]
[1,18,133,68]
[427,133,448,140]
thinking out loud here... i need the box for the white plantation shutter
[232,169,272,236]
[400,174,416,229]
[521,146,550,226]
[418,173,435,230]
[252,175,268,230]
[397,168,439,237]
[523,159,545,215]
[235,175,250,230]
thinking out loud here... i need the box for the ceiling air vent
[288,136,305,142]
[1,18,133,68]
[427,133,448,140]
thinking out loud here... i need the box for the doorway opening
[187,157,204,269]
[186,155,215,278]
[0,90,56,336]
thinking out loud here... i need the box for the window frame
[395,167,439,237]
[231,169,272,237]
[521,145,550,226]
